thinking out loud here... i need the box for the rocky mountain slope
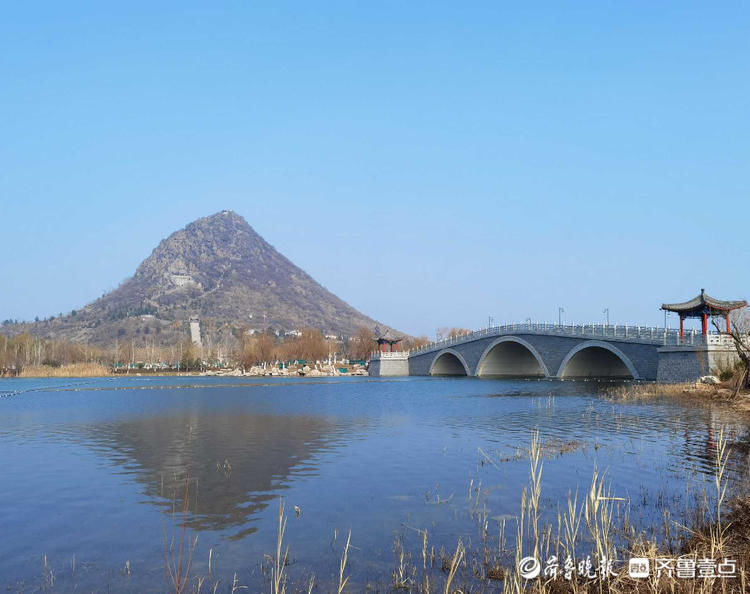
[7,210,390,345]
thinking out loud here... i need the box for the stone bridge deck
[369,323,737,381]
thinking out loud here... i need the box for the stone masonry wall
[656,346,739,383]
[370,357,410,377]
[408,334,661,380]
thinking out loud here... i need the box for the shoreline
[606,380,750,414]
[4,366,749,396]
[1,362,369,379]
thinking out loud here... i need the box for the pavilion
[373,328,403,353]
[661,289,747,341]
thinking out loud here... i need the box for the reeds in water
[18,362,111,377]
[273,498,288,594]
[338,530,351,594]
[157,426,747,593]
[163,475,197,594]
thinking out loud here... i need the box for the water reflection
[2,377,750,591]
[82,410,354,537]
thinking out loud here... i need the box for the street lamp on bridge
[558,307,564,326]
[603,308,609,326]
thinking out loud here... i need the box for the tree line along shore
[0,325,438,378]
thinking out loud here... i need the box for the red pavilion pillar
[702,313,708,335]
[679,316,684,342]
[726,313,731,334]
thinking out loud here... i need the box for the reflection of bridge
[369,323,738,382]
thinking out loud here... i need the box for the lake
[0,376,747,592]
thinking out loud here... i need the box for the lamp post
[558,307,564,326]
[603,308,609,326]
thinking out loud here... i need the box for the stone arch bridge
[369,323,734,381]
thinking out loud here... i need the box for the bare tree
[347,325,375,361]
[728,311,750,395]
[239,329,277,367]
[255,332,275,363]
[403,335,429,350]
[713,310,750,396]
[297,328,328,362]
[436,327,473,341]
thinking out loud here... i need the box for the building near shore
[189,317,202,347]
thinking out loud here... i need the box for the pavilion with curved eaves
[373,328,404,353]
[662,289,747,342]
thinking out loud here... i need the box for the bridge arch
[429,349,470,376]
[475,336,550,378]
[557,341,639,379]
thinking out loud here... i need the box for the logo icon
[629,558,650,578]
[519,556,541,579]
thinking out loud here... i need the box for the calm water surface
[0,376,748,591]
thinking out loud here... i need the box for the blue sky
[1,2,748,337]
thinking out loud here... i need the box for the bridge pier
[656,343,738,383]
[368,352,409,376]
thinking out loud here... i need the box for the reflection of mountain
[84,411,346,538]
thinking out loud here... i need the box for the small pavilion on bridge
[661,289,747,341]
[374,328,403,353]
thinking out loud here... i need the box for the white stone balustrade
[404,323,739,357]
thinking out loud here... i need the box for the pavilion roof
[373,328,403,342]
[661,289,747,315]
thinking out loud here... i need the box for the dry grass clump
[499,427,748,594]
[607,382,713,400]
[18,362,111,377]
[606,382,748,407]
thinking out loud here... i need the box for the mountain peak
[183,209,255,238]
[43,211,389,344]
[198,209,247,225]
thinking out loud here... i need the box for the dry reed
[163,476,197,594]
[18,362,111,377]
[151,427,749,593]
[338,530,351,594]
[272,498,288,594]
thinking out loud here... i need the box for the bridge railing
[370,351,409,360]
[405,323,737,356]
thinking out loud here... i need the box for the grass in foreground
[150,427,744,593]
